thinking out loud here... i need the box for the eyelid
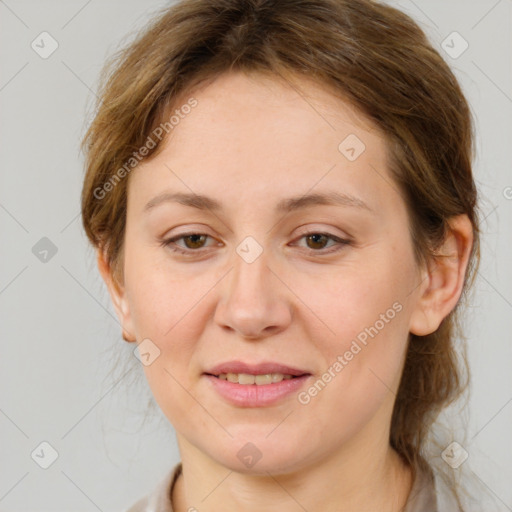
[160,228,352,257]
[293,224,351,240]
[161,232,220,254]
[289,231,351,253]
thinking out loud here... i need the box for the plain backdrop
[0,0,511,510]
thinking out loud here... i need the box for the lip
[204,374,311,407]
[203,360,312,407]
[205,360,310,377]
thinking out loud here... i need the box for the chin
[205,436,316,476]
[223,454,305,476]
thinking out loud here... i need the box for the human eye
[291,231,351,255]
[160,232,219,256]
[160,229,351,258]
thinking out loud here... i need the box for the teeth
[217,373,295,384]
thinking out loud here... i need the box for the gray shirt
[126,462,461,512]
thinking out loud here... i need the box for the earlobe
[409,214,474,337]
[96,248,137,342]
[121,330,136,342]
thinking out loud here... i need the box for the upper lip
[205,361,311,377]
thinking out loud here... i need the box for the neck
[172,436,413,512]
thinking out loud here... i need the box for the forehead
[129,71,394,215]
[168,70,383,152]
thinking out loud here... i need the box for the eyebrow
[143,190,375,215]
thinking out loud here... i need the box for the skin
[98,71,473,511]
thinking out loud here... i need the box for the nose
[213,247,292,340]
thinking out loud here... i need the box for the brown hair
[81,0,480,504]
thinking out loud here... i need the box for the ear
[409,214,474,336]
[96,248,137,342]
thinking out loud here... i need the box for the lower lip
[204,374,311,407]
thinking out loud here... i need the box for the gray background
[0,0,511,510]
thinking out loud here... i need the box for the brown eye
[181,234,207,249]
[161,233,215,256]
[305,233,330,250]
[293,232,351,255]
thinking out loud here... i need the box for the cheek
[123,252,188,374]
[124,244,202,338]
[303,247,414,402]
[300,259,409,349]
[298,290,409,445]
[128,268,202,426]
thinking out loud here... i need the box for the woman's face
[111,71,430,473]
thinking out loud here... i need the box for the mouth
[205,372,307,385]
[204,361,311,382]
[203,361,312,407]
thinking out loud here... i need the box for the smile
[204,373,311,407]
[216,372,296,384]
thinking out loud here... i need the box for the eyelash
[160,231,351,257]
